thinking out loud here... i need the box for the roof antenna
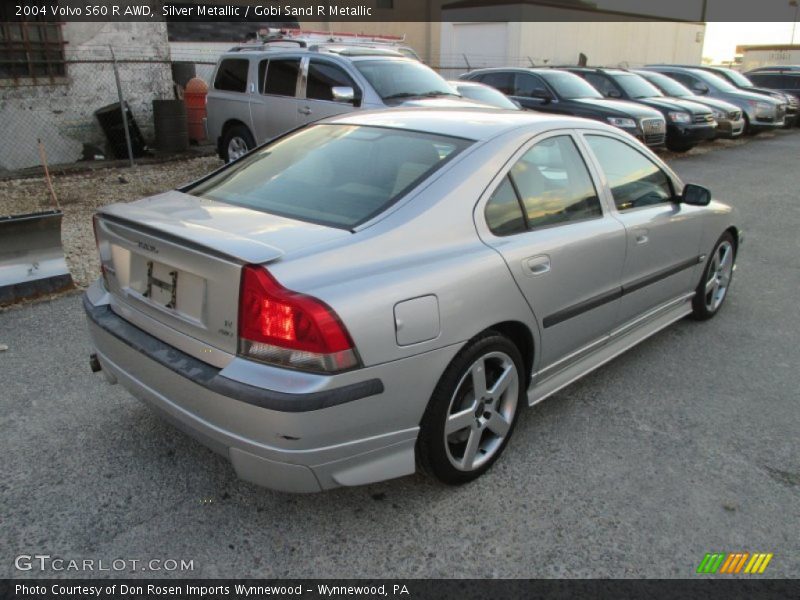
[578,52,588,67]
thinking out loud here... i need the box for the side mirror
[691,83,709,95]
[331,86,355,104]
[680,183,711,206]
[607,89,622,98]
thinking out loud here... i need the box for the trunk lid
[95,191,349,360]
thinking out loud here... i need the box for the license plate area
[144,260,178,309]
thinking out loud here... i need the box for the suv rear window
[214,59,249,93]
[188,125,472,228]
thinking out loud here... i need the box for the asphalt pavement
[1,130,798,579]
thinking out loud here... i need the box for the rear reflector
[238,265,359,373]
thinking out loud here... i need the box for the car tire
[222,124,255,163]
[417,331,525,485]
[691,231,736,320]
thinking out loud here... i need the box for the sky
[703,22,799,63]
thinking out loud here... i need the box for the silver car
[207,45,484,162]
[85,109,741,492]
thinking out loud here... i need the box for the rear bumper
[83,288,458,492]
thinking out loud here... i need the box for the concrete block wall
[0,22,174,171]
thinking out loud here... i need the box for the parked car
[448,80,521,110]
[207,44,485,162]
[689,65,798,128]
[459,68,667,147]
[633,69,745,138]
[641,66,786,134]
[85,108,741,492]
[745,68,800,120]
[563,68,716,152]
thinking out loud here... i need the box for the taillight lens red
[238,265,359,373]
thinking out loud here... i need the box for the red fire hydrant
[184,77,208,143]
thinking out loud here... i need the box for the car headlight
[607,117,636,128]
[668,111,691,123]
[711,108,725,120]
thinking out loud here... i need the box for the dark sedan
[566,68,717,152]
[459,68,667,147]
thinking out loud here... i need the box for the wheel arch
[482,320,535,391]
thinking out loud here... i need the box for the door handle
[299,106,312,115]
[524,255,551,276]
[635,234,649,245]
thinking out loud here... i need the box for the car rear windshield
[539,71,602,99]
[354,59,458,101]
[188,125,472,229]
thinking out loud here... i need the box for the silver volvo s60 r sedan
[84,109,741,492]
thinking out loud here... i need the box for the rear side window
[485,135,601,235]
[479,72,514,95]
[307,60,358,101]
[214,59,249,93]
[188,125,472,229]
[513,73,548,98]
[583,73,619,97]
[264,59,301,97]
[485,176,526,236]
[585,135,674,211]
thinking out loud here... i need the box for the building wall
[740,47,800,72]
[440,18,705,75]
[0,22,173,171]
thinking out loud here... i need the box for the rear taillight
[237,265,359,373]
[92,214,109,286]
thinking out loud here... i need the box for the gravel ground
[0,156,222,288]
[0,131,777,297]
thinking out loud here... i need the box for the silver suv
[207,44,481,161]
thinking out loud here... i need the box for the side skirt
[527,293,694,407]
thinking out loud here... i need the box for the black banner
[4,0,800,23]
[2,579,800,600]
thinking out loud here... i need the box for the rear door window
[583,72,619,97]
[513,73,549,98]
[214,59,249,93]
[264,59,301,97]
[479,72,514,95]
[307,60,358,101]
[511,135,602,229]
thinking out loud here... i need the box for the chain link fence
[0,44,213,175]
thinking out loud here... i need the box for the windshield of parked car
[539,71,603,99]
[691,69,738,92]
[354,59,459,101]
[716,68,755,88]
[613,73,663,98]
[637,71,693,96]
[456,84,519,109]
[188,125,472,229]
